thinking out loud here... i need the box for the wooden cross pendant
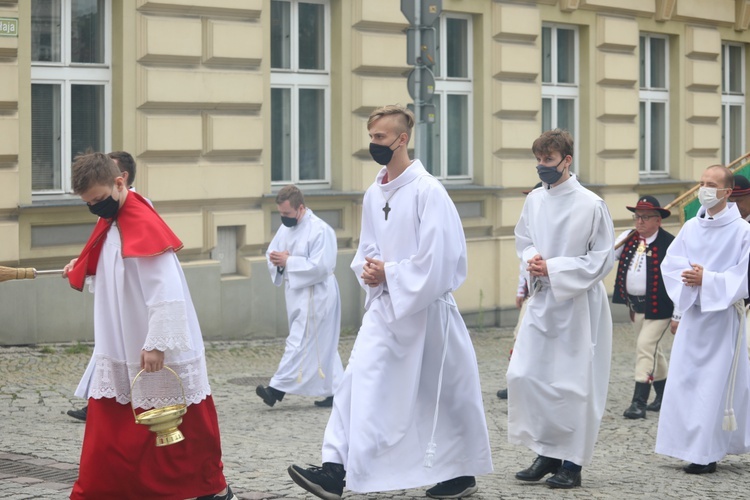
[383,202,391,221]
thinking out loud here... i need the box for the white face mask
[698,186,726,209]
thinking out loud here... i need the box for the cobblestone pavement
[1,323,749,499]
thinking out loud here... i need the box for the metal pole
[412,0,423,161]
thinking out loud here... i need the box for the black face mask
[280,215,298,228]
[536,157,566,185]
[369,137,400,165]
[88,195,120,219]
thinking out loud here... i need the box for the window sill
[21,194,85,209]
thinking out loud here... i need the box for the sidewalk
[1,323,748,499]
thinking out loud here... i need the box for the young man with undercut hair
[288,105,492,500]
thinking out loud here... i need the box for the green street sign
[0,18,18,37]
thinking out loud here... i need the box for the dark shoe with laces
[546,468,582,489]
[288,462,345,500]
[197,484,236,500]
[425,476,477,499]
[496,388,508,399]
[515,456,562,481]
[67,405,88,422]
[314,396,334,407]
[683,462,717,474]
[256,385,285,407]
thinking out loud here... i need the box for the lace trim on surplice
[142,300,194,352]
[88,353,211,409]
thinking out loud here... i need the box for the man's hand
[62,258,78,278]
[629,309,635,323]
[362,257,386,288]
[681,263,703,287]
[269,250,290,267]
[515,295,525,309]
[670,320,679,335]
[527,254,548,277]
[141,349,165,373]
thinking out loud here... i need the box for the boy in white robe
[508,128,615,489]
[256,184,344,407]
[656,165,750,474]
[287,105,493,500]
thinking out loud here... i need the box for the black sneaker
[426,476,477,499]
[288,462,345,500]
[314,396,334,407]
[67,405,88,422]
[197,485,236,500]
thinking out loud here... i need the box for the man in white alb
[256,184,344,408]
[508,128,615,489]
[657,165,750,474]
[287,105,493,500]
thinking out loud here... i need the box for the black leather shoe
[67,405,88,422]
[683,462,717,474]
[515,456,561,481]
[546,468,582,489]
[497,388,508,400]
[314,396,334,407]
[256,385,283,407]
[425,476,477,499]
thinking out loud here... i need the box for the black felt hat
[626,195,670,219]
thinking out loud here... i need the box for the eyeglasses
[632,215,659,222]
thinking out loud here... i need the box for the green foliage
[64,342,91,355]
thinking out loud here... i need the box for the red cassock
[67,192,227,499]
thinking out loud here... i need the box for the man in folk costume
[63,153,234,500]
[657,165,750,474]
[255,184,344,408]
[613,196,675,419]
[288,105,493,500]
[508,129,615,489]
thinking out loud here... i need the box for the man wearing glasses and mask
[613,196,675,420]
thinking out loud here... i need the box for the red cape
[67,191,183,291]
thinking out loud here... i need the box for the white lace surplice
[74,224,211,409]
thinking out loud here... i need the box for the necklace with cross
[380,187,402,221]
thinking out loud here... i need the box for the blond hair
[367,105,415,140]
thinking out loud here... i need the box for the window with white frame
[541,25,578,141]
[639,34,669,177]
[270,0,330,186]
[722,42,745,165]
[31,0,111,194]
[424,14,473,181]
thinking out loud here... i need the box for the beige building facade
[0,0,748,344]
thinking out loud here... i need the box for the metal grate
[227,376,270,386]
[0,458,78,483]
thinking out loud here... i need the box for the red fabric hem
[70,396,226,499]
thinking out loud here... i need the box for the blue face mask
[536,157,566,185]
